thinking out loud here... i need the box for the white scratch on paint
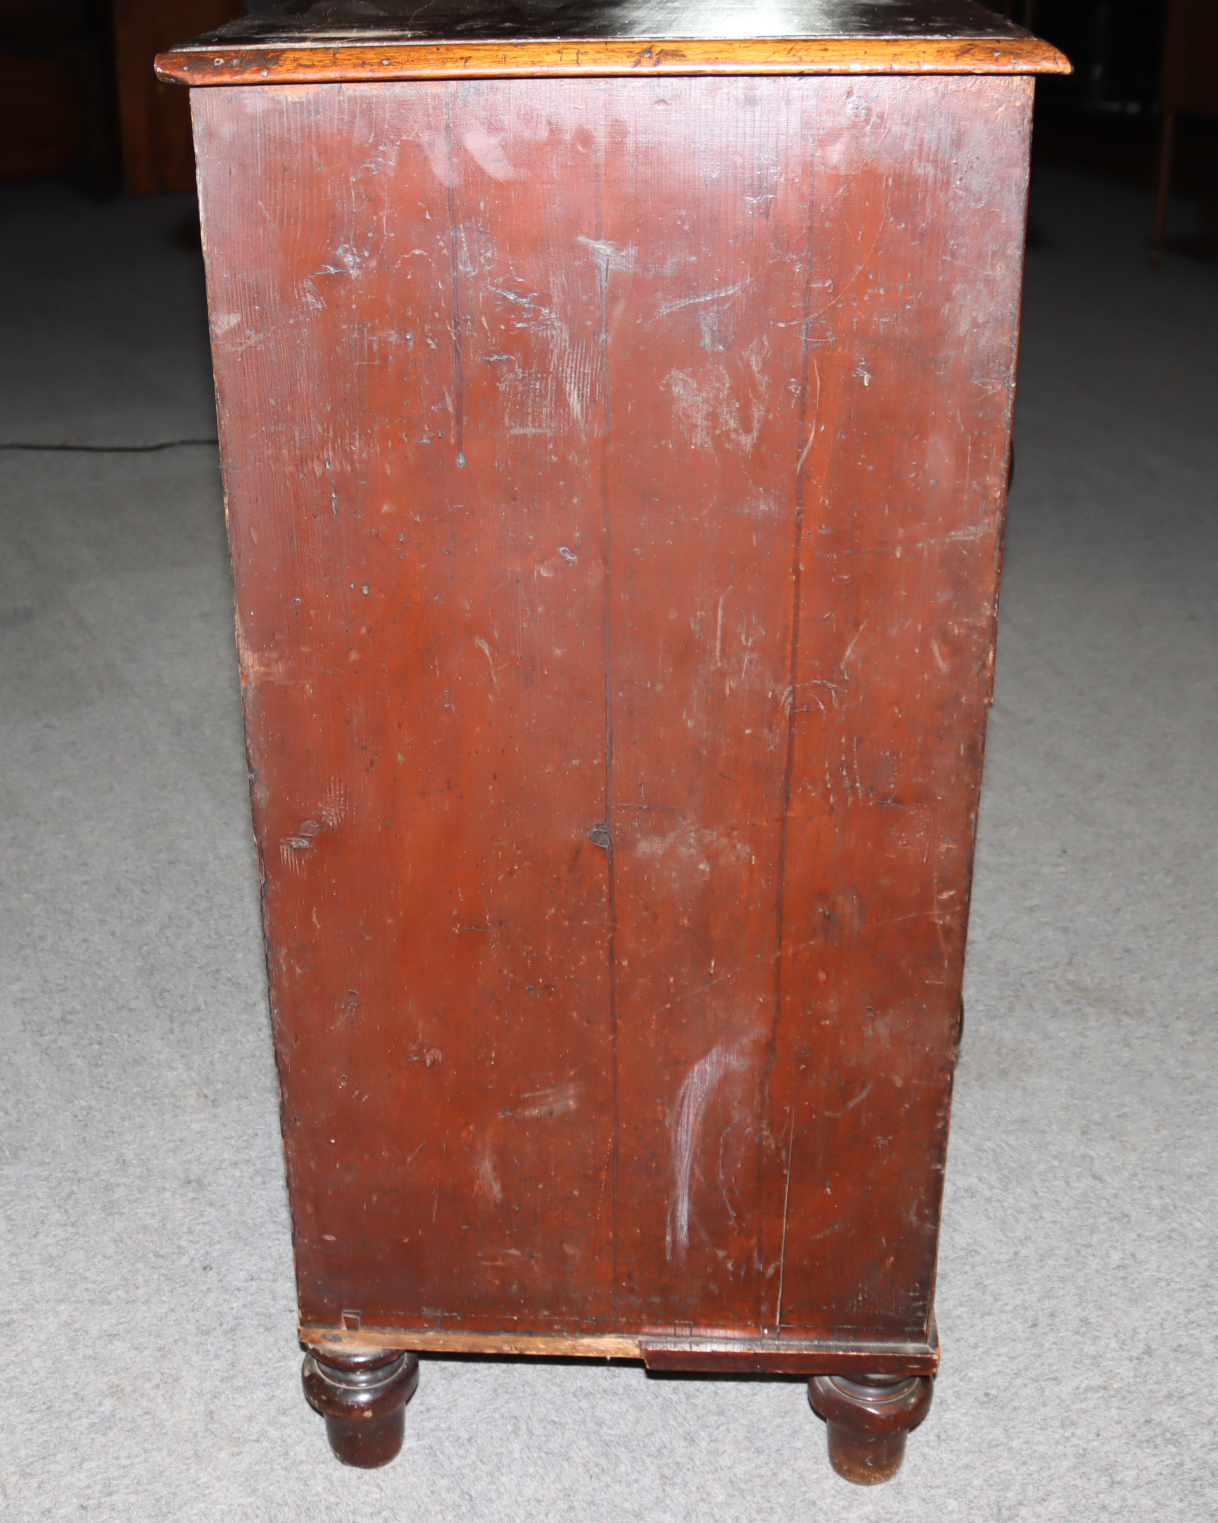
[474,636,499,686]
[514,1081,580,1118]
[279,781,348,871]
[664,337,769,455]
[822,1081,873,1118]
[487,278,597,434]
[839,616,870,677]
[634,821,749,870]
[577,235,636,273]
[666,1035,757,1261]
[651,280,749,322]
[475,1149,503,1203]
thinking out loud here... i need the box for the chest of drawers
[160,2,1066,1483]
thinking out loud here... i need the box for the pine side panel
[194,81,616,1332]
[767,75,1031,1338]
[192,73,1031,1348]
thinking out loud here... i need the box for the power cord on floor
[0,439,219,453]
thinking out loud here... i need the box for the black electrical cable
[0,439,219,453]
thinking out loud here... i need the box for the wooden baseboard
[299,1324,939,1376]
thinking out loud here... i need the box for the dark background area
[0,0,122,196]
[0,0,243,197]
[1028,0,1215,202]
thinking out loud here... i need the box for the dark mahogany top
[157,0,1069,82]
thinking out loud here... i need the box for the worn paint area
[666,1031,762,1262]
[511,1080,581,1118]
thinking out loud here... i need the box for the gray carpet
[1,169,1215,1521]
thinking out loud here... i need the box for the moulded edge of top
[155,34,1071,87]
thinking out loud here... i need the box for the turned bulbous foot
[302,1346,419,1468]
[809,1371,934,1485]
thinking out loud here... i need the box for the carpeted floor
[1,168,1215,1521]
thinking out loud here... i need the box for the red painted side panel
[193,72,1029,1344]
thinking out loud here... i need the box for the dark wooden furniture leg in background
[302,1347,420,1468]
[809,1373,935,1484]
[1150,108,1176,269]
[1150,0,1218,267]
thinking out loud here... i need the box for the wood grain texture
[156,0,1068,83]
[767,77,1030,1341]
[193,70,1030,1361]
[305,1329,644,1358]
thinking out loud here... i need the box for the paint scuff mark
[512,1081,581,1119]
[635,821,749,874]
[666,1033,759,1261]
[475,1148,503,1203]
[235,632,293,687]
[461,125,517,181]
[823,1081,873,1118]
[280,781,348,868]
[577,234,636,273]
[663,337,770,454]
[487,278,598,435]
[474,636,499,686]
[421,133,453,186]
[651,280,749,323]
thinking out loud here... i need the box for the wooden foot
[302,1346,419,1468]
[808,1372,934,1485]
